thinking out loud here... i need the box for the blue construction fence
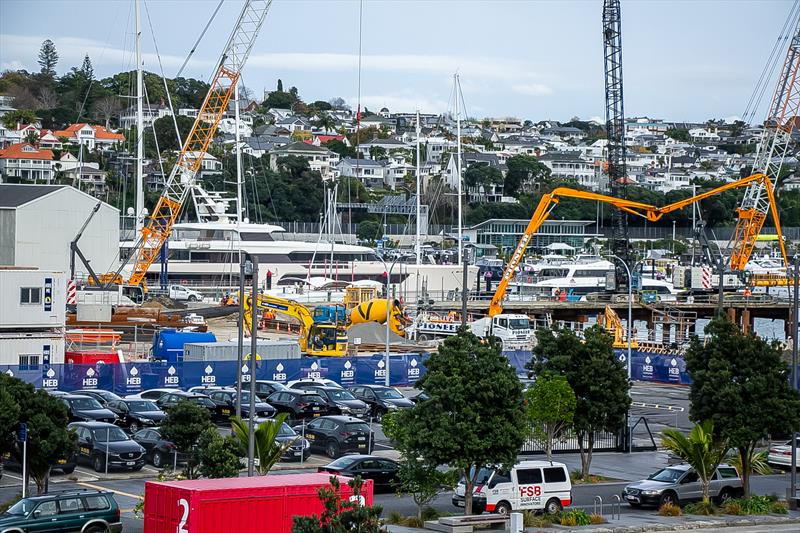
[2,353,429,395]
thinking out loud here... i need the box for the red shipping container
[143,473,373,533]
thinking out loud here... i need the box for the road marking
[631,401,685,412]
[77,481,143,500]
[2,472,23,481]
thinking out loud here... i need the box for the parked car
[452,461,572,515]
[106,399,166,433]
[45,389,70,397]
[187,385,225,395]
[287,378,342,389]
[206,388,276,420]
[156,390,218,418]
[126,388,181,401]
[0,489,122,533]
[275,422,311,461]
[622,463,743,507]
[768,436,800,469]
[251,380,288,398]
[266,389,330,420]
[72,389,123,406]
[132,428,188,468]
[61,394,118,424]
[347,385,414,419]
[301,386,369,418]
[318,455,400,493]
[2,449,76,477]
[68,421,146,472]
[296,415,373,458]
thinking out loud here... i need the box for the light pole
[790,254,799,509]
[608,254,637,380]
[378,255,400,387]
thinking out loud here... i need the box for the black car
[297,415,374,458]
[251,380,288,398]
[72,389,123,406]
[2,450,76,477]
[106,399,166,433]
[302,386,370,418]
[156,390,218,417]
[267,389,330,420]
[348,385,414,420]
[206,388,276,420]
[318,454,400,492]
[275,422,311,461]
[132,428,188,468]
[61,394,118,424]
[68,421,146,472]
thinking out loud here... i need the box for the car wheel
[545,498,562,515]
[188,295,197,302]
[152,451,165,468]
[494,501,512,516]
[659,492,679,507]
[717,488,734,504]
[60,466,75,475]
[129,421,140,433]
[325,440,340,459]
[84,525,107,533]
[92,454,104,473]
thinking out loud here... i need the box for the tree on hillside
[328,96,350,110]
[160,400,214,479]
[277,79,283,92]
[2,109,38,129]
[38,39,59,76]
[94,96,121,129]
[666,128,691,142]
[388,328,528,514]
[315,113,336,133]
[528,326,631,479]
[504,154,551,197]
[464,163,503,193]
[23,130,40,145]
[685,315,800,495]
[526,373,576,462]
[148,114,194,154]
[325,139,356,159]
[0,374,76,494]
[79,54,94,82]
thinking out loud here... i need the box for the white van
[453,461,572,515]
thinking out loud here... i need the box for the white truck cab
[470,314,533,351]
[169,284,202,302]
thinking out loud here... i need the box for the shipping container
[144,473,373,533]
[183,340,301,362]
[0,268,65,329]
[151,330,217,362]
[0,331,65,366]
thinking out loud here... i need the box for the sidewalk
[523,451,671,482]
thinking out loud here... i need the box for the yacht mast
[455,73,463,264]
[135,0,144,236]
[415,109,421,265]
[234,83,243,224]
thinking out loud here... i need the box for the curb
[548,514,800,532]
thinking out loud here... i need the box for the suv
[0,489,122,532]
[69,421,146,472]
[622,463,743,507]
[348,385,413,420]
[61,395,118,424]
[132,428,188,468]
[206,388,276,420]
[266,389,330,420]
[156,391,217,416]
[297,415,374,458]
[106,399,166,433]
[301,386,369,418]
[71,389,123,407]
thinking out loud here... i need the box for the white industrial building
[0,184,120,279]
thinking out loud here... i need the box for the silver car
[622,463,743,507]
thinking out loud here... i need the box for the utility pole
[790,255,799,509]
[461,253,469,327]
[455,73,463,265]
[415,109,421,266]
[247,256,259,477]
[235,256,246,418]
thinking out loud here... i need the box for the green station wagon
[0,489,121,533]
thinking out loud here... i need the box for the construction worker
[743,287,752,299]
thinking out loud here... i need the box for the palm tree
[315,113,336,133]
[230,413,295,475]
[661,420,728,505]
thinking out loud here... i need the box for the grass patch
[589,513,605,524]
[684,501,718,515]
[722,495,788,515]
[569,469,615,484]
[658,502,682,516]
[523,510,559,527]
[560,509,591,526]
[404,516,424,528]
[386,510,403,524]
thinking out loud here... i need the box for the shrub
[727,496,790,515]
[684,501,717,515]
[420,507,440,521]
[722,500,743,515]
[523,510,558,527]
[560,509,591,526]
[404,516,424,528]
[589,513,605,524]
[658,502,682,516]
[560,514,577,527]
[386,511,403,524]
[770,500,788,514]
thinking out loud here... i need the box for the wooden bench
[424,514,509,533]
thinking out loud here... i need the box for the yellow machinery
[101,1,272,291]
[243,294,348,357]
[343,286,380,309]
[489,174,788,317]
[599,305,638,349]
[349,298,409,338]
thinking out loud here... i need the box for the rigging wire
[176,0,225,78]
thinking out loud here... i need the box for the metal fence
[521,428,624,455]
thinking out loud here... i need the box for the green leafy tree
[159,400,214,479]
[230,413,294,475]
[23,130,40,145]
[526,373,576,461]
[666,128,691,142]
[146,114,194,155]
[528,326,631,480]
[197,427,243,478]
[37,39,59,76]
[357,220,383,244]
[315,113,336,132]
[0,374,76,494]
[292,476,385,533]
[368,145,387,160]
[661,421,728,505]
[389,328,528,514]
[464,163,503,191]
[324,139,356,159]
[2,109,38,129]
[684,315,800,495]
[504,154,551,197]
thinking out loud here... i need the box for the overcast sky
[0,0,795,122]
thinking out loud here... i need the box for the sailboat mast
[234,82,243,224]
[135,0,144,236]
[415,109,421,266]
[455,73,463,264]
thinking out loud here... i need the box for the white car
[125,388,181,401]
[287,378,342,389]
[768,438,800,469]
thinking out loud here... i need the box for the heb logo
[305,362,321,379]
[668,358,680,377]
[407,358,420,377]
[164,365,179,386]
[272,363,286,382]
[42,367,58,389]
[519,485,542,497]
[126,367,141,387]
[82,367,97,388]
[201,365,216,384]
[341,360,354,380]
[374,359,386,380]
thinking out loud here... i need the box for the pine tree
[80,54,94,81]
[277,78,283,92]
[37,39,59,76]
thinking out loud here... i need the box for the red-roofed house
[0,143,55,182]
[312,134,349,147]
[54,123,125,150]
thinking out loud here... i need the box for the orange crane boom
[488,174,787,317]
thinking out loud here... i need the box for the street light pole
[235,256,246,418]
[379,255,400,387]
[609,254,633,380]
[247,256,259,477]
[790,255,799,508]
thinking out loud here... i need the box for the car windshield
[240,393,263,404]
[374,388,403,400]
[509,318,530,329]
[128,401,159,412]
[69,397,103,410]
[300,394,325,404]
[278,423,297,437]
[91,427,129,442]
[5,498,36,516]
[328,389,357,401]
[345,422,371,433]
[326,456,358,469]
[649,468,685,483]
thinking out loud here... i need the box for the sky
[0,0,795,122]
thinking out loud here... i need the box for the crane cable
[176,0,225,79]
